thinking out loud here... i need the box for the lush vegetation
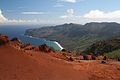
[82,38,120,55]
[106,49,120,60]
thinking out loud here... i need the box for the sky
[0,0,120,25]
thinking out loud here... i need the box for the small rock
[101,60,107,64]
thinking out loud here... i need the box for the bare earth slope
[0,45,89,80]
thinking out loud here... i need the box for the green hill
[25,22,120,52]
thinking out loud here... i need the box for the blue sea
[0,25,63,50]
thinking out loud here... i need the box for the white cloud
[59,0,77,3]
[60,9,75,19]
[67,9,74,14]
[60,9,120,24]
[7,19,38,23]
[83,10,120,19]
[58,0,85,4]
[61,9,120,20]
[0,10,38,24]
[21,12,45,15]
[0,10,8,23]
[1,8,120,25]
[0,9,56,25]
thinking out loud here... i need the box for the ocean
[0,25,63,50]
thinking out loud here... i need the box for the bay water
[0,25,63,50]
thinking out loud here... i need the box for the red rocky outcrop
[0,34,9,45]
[38,44,53,53]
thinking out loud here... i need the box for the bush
[0,39,6,45]
[11,37,19,41]
[105,49,120,60]
[83,55,89,60]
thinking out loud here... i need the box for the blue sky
[0,0,120,24]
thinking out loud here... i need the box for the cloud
[55,0,81,8]
[0,9,55,25]
[60,9,75,19]
[7,19,38,23]
[67,9,74,14]
[21,12,45,15]
[83,10,120,19]
[61,9,120,19]
[60,9,120,24]
[0,10,8,23]
[58,0,85,4]
[60,9,82,23]
[1,8,120,25]
[0,10,38,24]
[0,9,56,25]
[59,0,77,3]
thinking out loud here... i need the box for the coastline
[20,34,64,51]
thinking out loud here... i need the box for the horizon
[0,21,119,26]
[0,0,120,25]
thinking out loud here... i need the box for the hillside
[0,34,120,80]
[25,22,120,52]
[0,44,90,80]
[82,38,120,55]
[0,34,88,80]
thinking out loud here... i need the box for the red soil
[0,45,88,80]
[0,44,120,80]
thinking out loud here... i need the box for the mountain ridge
[25,22,120,51]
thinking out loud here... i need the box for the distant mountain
[25,22,120,52]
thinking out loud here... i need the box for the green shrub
[105,49,120,60]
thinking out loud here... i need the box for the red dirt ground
[0,45,120,80]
